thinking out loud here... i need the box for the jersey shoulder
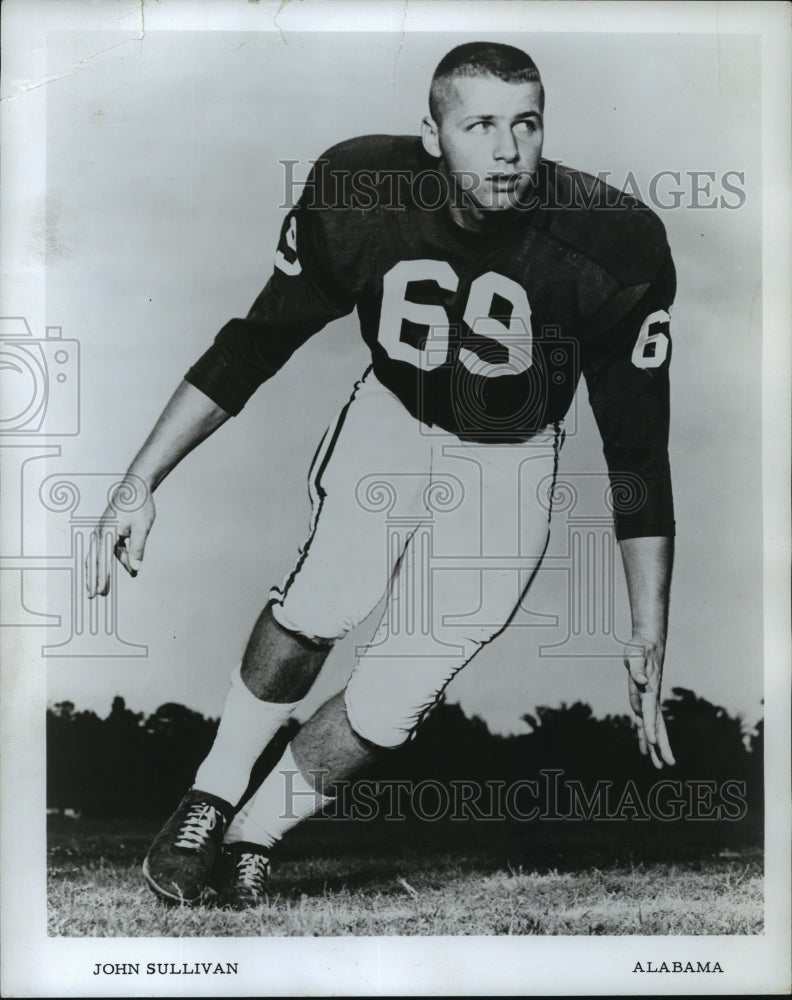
[541,160,671,288]
[299,135,431,278]
[319,134,427,174]
[300,134,429,219]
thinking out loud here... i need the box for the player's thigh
[428,425,561,644]
[344,425,563,746]
[271,372,432,642]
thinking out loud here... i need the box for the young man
[86,42,676,908]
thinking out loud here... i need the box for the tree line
[47,687,762,847]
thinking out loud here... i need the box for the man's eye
[514,120,537,134]
[469,121,493,133]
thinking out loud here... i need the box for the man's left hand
[623,634,675,769]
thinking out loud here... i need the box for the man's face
[423,74,544,214]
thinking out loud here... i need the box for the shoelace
[174,803,220,850]
[235,852,269,892]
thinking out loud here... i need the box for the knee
[270,592,369,646]
[269,599,341,647]
[344,681,449,750]
[343,687,415,750]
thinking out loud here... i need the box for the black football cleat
[142,789,234,904]
[214,842,271,909]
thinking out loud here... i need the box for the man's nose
[493,127,519,163]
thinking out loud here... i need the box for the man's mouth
[489,173,526,191]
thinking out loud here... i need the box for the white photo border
[1,1,789,996]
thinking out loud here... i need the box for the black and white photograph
[1,0,790,996]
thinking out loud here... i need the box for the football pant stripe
[547,419,565,522]
[274,366,373,607]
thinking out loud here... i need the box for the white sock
[193,665,299,807]
[224,744,334,850]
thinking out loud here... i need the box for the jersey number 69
[379,260,533,377]
[378,260,670,376]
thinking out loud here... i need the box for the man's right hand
[85,477,156,598]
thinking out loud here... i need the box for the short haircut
[429,42,544,122]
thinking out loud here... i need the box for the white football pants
[270,369,563,748]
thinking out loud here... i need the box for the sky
[25,25,765,734]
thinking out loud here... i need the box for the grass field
[48,817,763,937]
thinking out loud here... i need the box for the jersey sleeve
[582,248,676,541]
[185,163,355,415]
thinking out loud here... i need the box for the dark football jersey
[186,135,675,539]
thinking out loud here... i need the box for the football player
[86,42,676,908]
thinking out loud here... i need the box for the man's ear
[421,116,441,158]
